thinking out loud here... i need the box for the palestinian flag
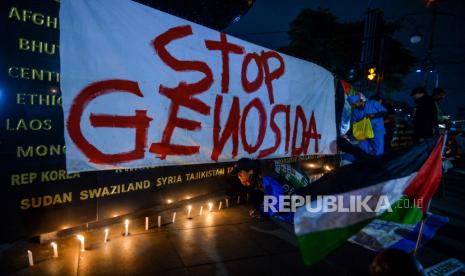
[338,80,364,135]
[340,80,358,97]
[294,136,444,265]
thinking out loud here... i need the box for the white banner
[60,0,336,173]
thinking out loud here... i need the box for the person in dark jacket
[230,158,310,219]
[230,158,265,218]
[410,86,438,142]
[379,98,396,152]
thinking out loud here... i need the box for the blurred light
[104,228,109,243]
[324,165,332,171]
[185,196,192,200]
[76,235,85,252]
[426,0,438,7]
[409,34,423,44]
[307,163,316,168]
[232,16,241,23]
[51,242,58,258]
[429,70,433,73]
[50,87,58,93]
[166,199,173,204]
[187,205,192,217]
[416,69,422,73]
[367,67,376,81]
[124,219,129,236]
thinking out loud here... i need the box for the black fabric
[334,79,346,136]
[383,102,396,151]
[413,95,438,141]
[296,137,439,197]
[337,136,371,161]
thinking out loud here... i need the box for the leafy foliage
[279,8,416,92]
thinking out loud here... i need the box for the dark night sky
[224,0,465,118]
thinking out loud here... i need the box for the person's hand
[249,208,261,219]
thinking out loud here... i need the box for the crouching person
[230,157,310,222]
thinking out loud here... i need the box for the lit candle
[172,212,176,223]
[218,201,222,210]
[187,205,192,218]
[27,250,34,266]
[208,202,213,212]
[124,219,129,236]
[157,215,161,228]
[237,195,241,204]
[226,198,229,208]
[145,217,149,231]
[199,205,203,216]
[51,242,58,258]
[104,229,109,243]
[77,235,85,252]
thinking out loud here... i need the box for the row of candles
[25,196,246,267]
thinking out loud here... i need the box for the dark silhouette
[369,249,424,276]
[410,86,437,142]
[380,98,396,152]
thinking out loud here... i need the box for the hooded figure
[348,95,387,155]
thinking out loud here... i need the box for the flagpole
[412,133,447,256]
[413,207,428,256]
